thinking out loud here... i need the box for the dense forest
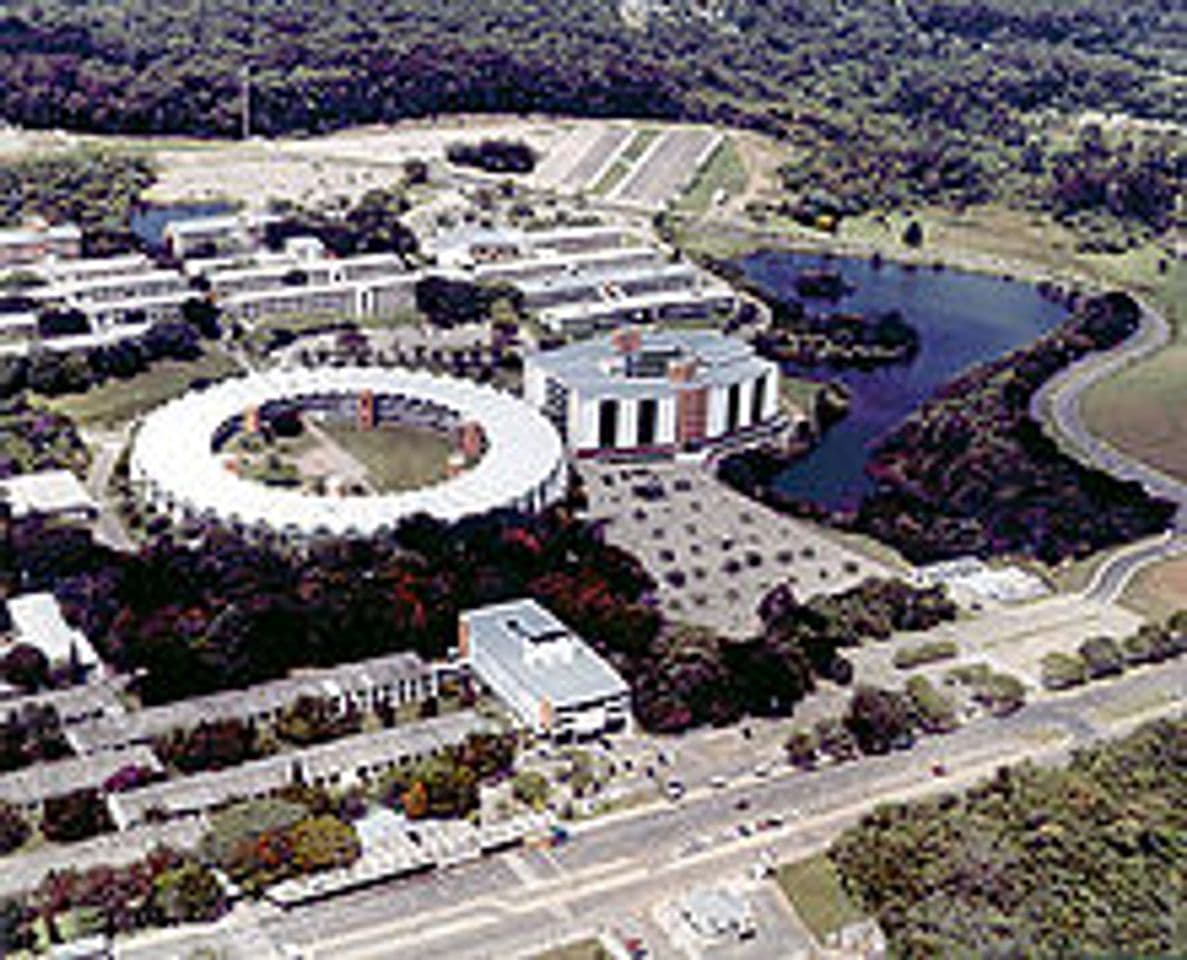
[833,714,1187,957]
[0,1,1181,245]
[854,291,1177,563]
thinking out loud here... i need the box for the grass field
[620,127,660,163]
[319,421,454,493]
[1120,554,1187,620]
[533,940,611,960]
[675,136,747,215]
[775,853,865,943]
[44,349,241,427]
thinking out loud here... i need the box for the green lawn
[319,421,455,493]
[533,940,611,960]
[44,349,241,427]
[775,853,866,943]
[779,376,821,417]
[676,136,748,215]
[590,160,631,196]
[620,127,661,163]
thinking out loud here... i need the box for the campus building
[130,367,567,540]
[0,223,82,269]
[524,328,780,457]
[459,599,631,740]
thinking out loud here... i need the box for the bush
[784,730,818,770]
[1078,635,1125,679]
[511,770,550,809]
[1040,651,1089,691]
[905,675,959,734]
[893,639,959,670]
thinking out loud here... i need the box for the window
[637,398,658,447]
[750,374,767,425]
[726,383,741,432]
[598,399,620,448]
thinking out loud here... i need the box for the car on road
[931,762,948,777]
[753,763,771,778]
[665,779,685,800]
[710,775,728,789]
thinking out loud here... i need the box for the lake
[737,249,1069,510]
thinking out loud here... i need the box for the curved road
[1030,299,1187,603]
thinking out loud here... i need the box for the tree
[288,815,361,873]
[42,787,111,843]
[902,220,925,248]
[511,770,550,810]
[1078,635,1124,679]
[1040,651,1088,690]
[1,644,49,693]
[844,685,914,755]
[151,861,225,924]
[784,730,818,770]
[0,800,30,855]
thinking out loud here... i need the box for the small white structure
[679,887,756,942]
[4,592,101,674]
[917,557,1050,606]
[524,328,779,457]
[0,470,98,522]
[460,599,631,741]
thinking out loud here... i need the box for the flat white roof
[131,367,565,537]
[464,598,628,709]
[5,592,101,668]
[0,469,97,519]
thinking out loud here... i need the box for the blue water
[737,250,1069,510]
[130,201,236,252]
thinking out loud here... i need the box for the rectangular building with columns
[524,328,780,457]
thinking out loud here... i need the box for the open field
[774,853,864,943]
[674,136,747,215]
[1120,554,1187,620]
[318,421,454,493]
[43,350,241,427]
[610,129,720,208]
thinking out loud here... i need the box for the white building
[0,470,98,522]
[131,367,567,541]
[459,599,631,741]
[524,328,780,457]
[4,592,102,675]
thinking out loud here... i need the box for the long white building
[524,328,780,457]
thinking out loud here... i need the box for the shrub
[1078,635,1125,679]
[1040,652,1088,691]
[784,730,818,770]
[905,675,959,734]
[893,639,959,670]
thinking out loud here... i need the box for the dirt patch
[1122,554,1187,620]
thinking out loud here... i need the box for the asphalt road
[126,660,1181,960]
[1031,301,1187,600]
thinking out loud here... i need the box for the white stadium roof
[131,367,566,538]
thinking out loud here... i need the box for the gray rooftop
[67,650,432,754]
[527,328,769,400]
[464,599,628,709]
[0,817,204,899]
[0,743,161,809]
[107,711,489,828]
